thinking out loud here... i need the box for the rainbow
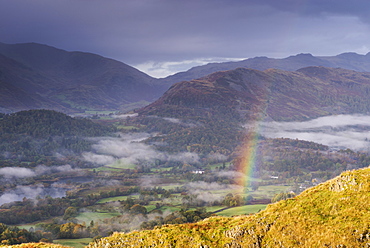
[235,122,261,194]
[235,93,270,195]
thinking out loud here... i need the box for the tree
[63,207,78,220]
[130,204,147,215]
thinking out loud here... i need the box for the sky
[2,0,370,78]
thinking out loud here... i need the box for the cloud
[111,113,138,119]
[0,165,81,179]
[139,175,160,188]
[34,164,78,174]
[82,152,116,165]
[167,152,200,164]
[0,167,36,178]
[84,133,200,166]
[204,153,228,163]
[216,170,245,179]
[0,184,68,206]
[260,114,370,151]
[185,181,241,203]
[2,0,370,77]
[136,57,246,78]
[186,181,237,191]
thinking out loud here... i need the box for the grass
[16,224,36,231]
[75,211,121,224]
[106,160,136,169]
[84,110,117,115]
[96,195,139,204]
[152,167,173,172]
[207,162,231,170]
[146,205,157,212]
[216,204,267,217]
[116,125,137,130]
[250,184,291,199]
[119,101,151,113]
[159,184,184,190]
[205,206,228,213]
[90,166,121,172]
[158,205,183,212]
[54,238,92,248]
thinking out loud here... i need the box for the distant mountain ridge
[0,42,165,113]
[161,52,370,84]
[2,42,370,114]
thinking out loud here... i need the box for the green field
[216,204,267,217]
[116,125,137,130]
[205,206,228,213]
[91,166,121,172]
[84,110,117,115]
[106,160,137,169]
[97,195,139,204]
[250,184,291,199]
[158,205,183,212]
[54,238,93,248]
[152,167,173,172]
[76,211,121,223]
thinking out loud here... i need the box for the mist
[185,181,241,203]
[260,114,370,151]
[0,164,80,179]
[84,133,200,166]
[0,184,68,206]
[0,167,35,178]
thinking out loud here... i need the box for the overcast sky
[2,0,370,77]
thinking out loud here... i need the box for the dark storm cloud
[256,0,370,19]
[1,0,370,76]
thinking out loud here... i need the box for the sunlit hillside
[87,167,370,247]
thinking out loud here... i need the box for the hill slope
[88,167,370,247]
[0,42,163,113]
[140,66,370,122]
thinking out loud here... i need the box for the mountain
[88,167,370,247]
[130,66,370,156]
[140,66,370,122]
[160,52,370,85]
[0,42,163,113]
[3,42,370,115]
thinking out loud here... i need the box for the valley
[1,109,370,247]
[2,43,370,247]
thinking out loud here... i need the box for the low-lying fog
[83,132,225,167]
[260,114,370,151]
[3,114,369,206]
[0,184,67,206]
[0,165,84,205]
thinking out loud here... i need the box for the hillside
[0,109,114,167]
[0,42,163,113]
[140,66,370,122]
[0,109,113,138]
[88,167,370,247]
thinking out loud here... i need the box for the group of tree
[0,223,51,245]
[233,137,370,180]
[0,109,115,167]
